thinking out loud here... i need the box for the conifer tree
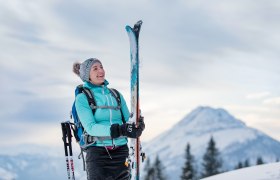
[154,155,166,180]
[201,136,222,178]
[235,161,243,169]
[144,156,166,180]
[181,143,196,180]
[243,159,250,167]
[256,157,264,165]
[144,157,155,180]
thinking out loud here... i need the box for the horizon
[0,105,279,155]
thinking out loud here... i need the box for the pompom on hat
[73,58,102,82]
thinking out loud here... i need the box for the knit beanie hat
[73,58,102,82]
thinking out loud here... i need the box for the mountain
[0,145,87,180]
[0,167,16,180]
[143,106,280,180]
[201,162,280,180]
[0,154,64,180]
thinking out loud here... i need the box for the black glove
[138,116,145,131]
[110,116,145,139]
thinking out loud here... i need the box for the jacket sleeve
[75,93,111,137]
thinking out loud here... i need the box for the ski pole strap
[61,123,68,155]
[61,122,75,157]
[61,122,75,180]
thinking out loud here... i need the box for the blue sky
[0,0,279,151]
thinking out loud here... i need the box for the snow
[0,167,17,180]
[201,162,280,180]
[0,152,86,180]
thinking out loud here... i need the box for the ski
[126,20,143,180]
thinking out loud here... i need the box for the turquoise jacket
[75,80,130,147]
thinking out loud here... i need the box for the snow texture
[201,162,280,180]
[0,146,87,180]
[0,167,17,180]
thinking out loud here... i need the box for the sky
[0,0,279,152]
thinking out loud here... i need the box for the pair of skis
[126,20,144,180]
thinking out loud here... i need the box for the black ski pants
[86,145,130,180]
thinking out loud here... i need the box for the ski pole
[61,123,71,180]
[65,122,76,180]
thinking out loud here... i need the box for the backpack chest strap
[89,105,121,110]
[81,86,125,124]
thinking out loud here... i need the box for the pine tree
[243,159,250,167]
[256,157,264,165]
[144,157,155,180]
[143,156,166,180]
[181,143,196,180]
[201,136,222,178]
[235,161,243,169]
[154,155,166,180]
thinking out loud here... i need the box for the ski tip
[125,20,143,31]
[134,20,143,30]
[136,20,143,26]
[125,25,133,32]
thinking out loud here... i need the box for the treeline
[143,136,278,180]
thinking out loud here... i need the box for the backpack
[70,84,125,170]
[71,84,126,146]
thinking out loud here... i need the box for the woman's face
[89,62,105,85]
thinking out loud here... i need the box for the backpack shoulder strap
[109,88,121,106]
[109,88,125,124]
[77,85,97,115]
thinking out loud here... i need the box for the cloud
[246,92,271,99]
[263,97,280,106]
[1,0,280,147]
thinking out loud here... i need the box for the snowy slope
[143,106,280,180]
[201,162,280,180]
[0,145,87,180]
[0,167,17,180]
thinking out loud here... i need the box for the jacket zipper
[103,85,115,147]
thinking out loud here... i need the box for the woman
[73,58,145,180]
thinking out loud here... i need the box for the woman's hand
[110,116,145,138]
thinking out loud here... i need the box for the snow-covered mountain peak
[176,106,245,132]
[144,106,280,180]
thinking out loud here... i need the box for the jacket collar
[84,80,109,89]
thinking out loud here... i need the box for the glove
[138,116,145,131]
[110,116,145,139]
